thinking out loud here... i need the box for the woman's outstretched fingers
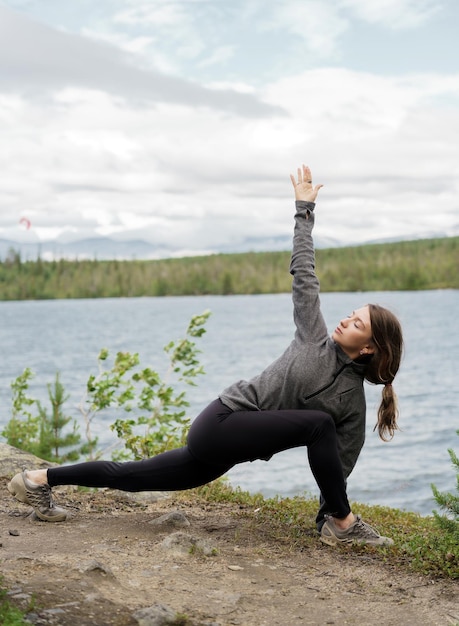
[290,164,310,188]
[290,164,323,202]
[303,164,312,184]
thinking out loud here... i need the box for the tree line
[0,235,457,300]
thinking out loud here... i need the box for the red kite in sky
[19,217,31,230]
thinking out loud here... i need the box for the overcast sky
[0,0,458,256]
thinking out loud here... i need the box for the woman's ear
[359,345,375,356]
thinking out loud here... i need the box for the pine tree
[431,430,459,539]
[36,373,82,463]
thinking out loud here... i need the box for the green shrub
[1,370,84,463]
[431,430,459,541]
[0,577,30,626]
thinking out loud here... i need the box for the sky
[0,0,458,257]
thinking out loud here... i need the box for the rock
[160,531,218,557]
[133,603,177,625]
[112,490,171,504]
[0,443,58,480]
[8,592,32,602]
[149,510,190,529]
[80,559,115,578]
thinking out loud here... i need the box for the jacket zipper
[303,362,351,402]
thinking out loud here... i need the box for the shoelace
[351,516,380,538]
[25,483,53,510]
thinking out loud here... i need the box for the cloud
[1,62,457,252]
[341,0,441,29]
[0,2,457,256]
[0,6,283,117]
[260,1,349,59]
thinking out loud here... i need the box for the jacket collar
[333,340,366,377]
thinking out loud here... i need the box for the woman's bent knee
[306,411,336,443]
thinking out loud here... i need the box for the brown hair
[365,304,404,441]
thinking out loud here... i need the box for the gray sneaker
[7,471,68,522]
[320,515,394,547]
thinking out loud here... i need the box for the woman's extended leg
[47,446,231,491]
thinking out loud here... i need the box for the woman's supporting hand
[290,164,323,202]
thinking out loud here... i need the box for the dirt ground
[1,483,458,626]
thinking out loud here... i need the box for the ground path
[1,445,458,625]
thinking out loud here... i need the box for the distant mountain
[0,237,174,261]
[0,229,456,262]
[0,234,339,261]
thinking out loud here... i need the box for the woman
[8,165,403,547]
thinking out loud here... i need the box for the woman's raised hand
[290,165,323,202]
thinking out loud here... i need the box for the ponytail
[376,383,399,441]
[365,304,404,441]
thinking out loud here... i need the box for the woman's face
[332,305,375,360]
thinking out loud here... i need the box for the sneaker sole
[320,535,337,547]
[33,509,68,523]
[321,533,393,547]
[320,534,353,547]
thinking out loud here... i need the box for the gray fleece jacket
[219,200,366,480]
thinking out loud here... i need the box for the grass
[190,481,459,580]
[0,579,31,626]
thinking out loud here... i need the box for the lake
[0,290,457,516]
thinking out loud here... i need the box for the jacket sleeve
[290,200,329,344]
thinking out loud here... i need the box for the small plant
[431,429,459,539]
[36,373,83,463]
[0,577,30,626]
[108,310,211,460]
[1,370,84,463]
[2,368,39,453]
[76,348,139,459]
[75,309,211,460]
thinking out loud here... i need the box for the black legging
[48,398,351,519]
